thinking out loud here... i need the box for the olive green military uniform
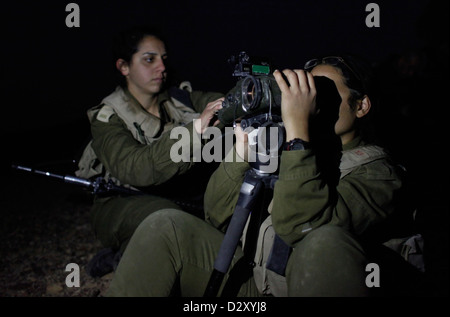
[76,85,223,253]
[106,137,406,296]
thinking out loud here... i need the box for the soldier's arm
[271,150,403,247]
[203,147,250,232]
[190,91,224,113]
[91,113,199,187]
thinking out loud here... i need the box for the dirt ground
[0,170,113,297]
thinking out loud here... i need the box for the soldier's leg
[91,195,181,253]
[286,224,370,297]
[106,209,259,297]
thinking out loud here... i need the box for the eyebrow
[142,52,167,57]
[142,52,157,56]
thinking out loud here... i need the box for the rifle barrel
[11,164,92,187]
[63,175,93,187]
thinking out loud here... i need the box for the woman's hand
[194,98,224,134]
[234,123,249,161]
[273,69,317,141]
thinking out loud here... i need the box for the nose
[156,57,166,73]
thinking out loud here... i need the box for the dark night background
[2,0,448,162]
[1,0,448,297]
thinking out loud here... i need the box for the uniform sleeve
[90,113,200,187]
[190,91,224,113]
[203,147,250,232]
[271,149,403,247]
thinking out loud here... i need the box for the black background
[2,0,449,297]
[3,0,444,131]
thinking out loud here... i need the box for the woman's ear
[116,59,129,76]
[356,96,371,118]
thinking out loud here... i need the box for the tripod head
[241,113,285,175]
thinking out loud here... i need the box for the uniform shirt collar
[122,86,171,109]
[342,135,364,152]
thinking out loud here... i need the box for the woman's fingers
[273,69,290,93]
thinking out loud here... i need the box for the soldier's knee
[138,208,187,231]
[298,225,362,254]
[287,225,369,296]
[287,224,367,282]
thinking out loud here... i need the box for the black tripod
[204,118,283,297]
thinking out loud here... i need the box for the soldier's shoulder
[95,104,115,123]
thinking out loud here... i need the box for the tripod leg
[203,170,264,297]
[203,204,252,297]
